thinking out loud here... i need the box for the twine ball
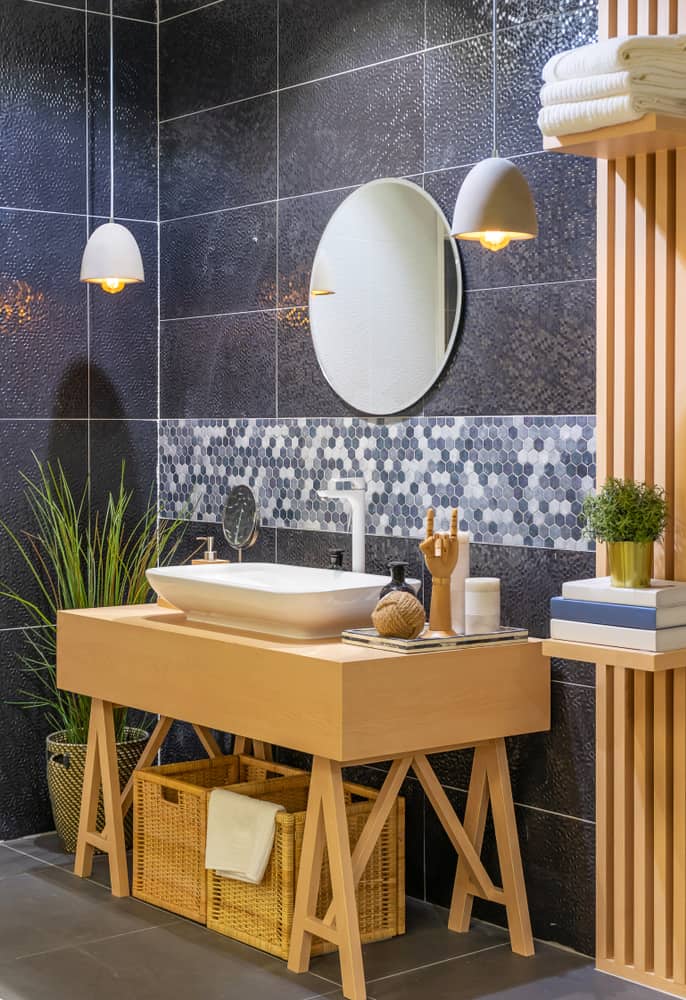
[372,591,425,640]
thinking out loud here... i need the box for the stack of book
[550,577,686,652]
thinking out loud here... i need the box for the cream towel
[205,788,285,884]
[538,93,686,137]
[543,34,686,83]
[541,69,686,106]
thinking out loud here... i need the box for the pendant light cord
[491,0,498,158]
[109,0,115,222]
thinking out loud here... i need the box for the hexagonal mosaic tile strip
[159,416,596,551]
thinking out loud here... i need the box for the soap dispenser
[192,536,230,565]
[380,561,415,599]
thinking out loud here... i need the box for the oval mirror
[222,485,259,560]
[309,178,462,415]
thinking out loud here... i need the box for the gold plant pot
[607,541,654,588]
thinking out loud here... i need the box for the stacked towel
[205,788,285,885]
[538,34,686,137]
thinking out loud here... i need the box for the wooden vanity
[57,604,549,1000]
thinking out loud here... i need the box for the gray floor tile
[3,832,74,869]
[0,865,178,963]
[0,844,58,880]
[0,920,336,1000]
[369,942,661,998]
[311,899,508,986]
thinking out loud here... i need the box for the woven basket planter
[47,727,148,853]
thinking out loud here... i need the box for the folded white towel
[538,93,686,137]
[205,788,285,885]
[543,34,686,83]
[541,69,686,106]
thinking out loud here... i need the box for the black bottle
[328,548,345,570]
[380,561,415,599]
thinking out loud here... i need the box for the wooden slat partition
[594,2,686,994]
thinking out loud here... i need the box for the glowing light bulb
[479,231,511,252]
[100,278,126,294]
[311,289,335,296]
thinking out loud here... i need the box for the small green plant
[582,477,669,543]
[0,457,188,743]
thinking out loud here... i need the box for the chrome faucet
[317,476,367,573]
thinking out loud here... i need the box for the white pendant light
[80,0,144,294]
[451,0,537,253]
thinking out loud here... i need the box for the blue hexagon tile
[159,415,596,551]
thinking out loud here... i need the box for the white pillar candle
[464,577,500,634]
[450,531,470,633]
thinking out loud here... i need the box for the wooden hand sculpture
[419,508,460,637]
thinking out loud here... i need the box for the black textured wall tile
[159,0,277,121]
[507,681,595,821]
[424,783,595,954]
[366,535,424,598]
[0,629,55,839]
[424,152,597,290]
[159,0,199,16]
[424,280,596,415]
[277,308,358,419]
[89,220,158,419]
[425,0,491,46]
[87,15,157,223]
[424,34,492,172]
[161,203,277,319]
[160,521,276,565]
[75,1,157,17]
[0,421,88,630]
[277,526,352,570]
[161,312,276,418]
[89,419,158,520]
[278,189,350,309]
[342,765,426,900]
[427,748,474,793]
[280,0,423,88]
[0,1,85,214]
[0,210,88,418]
[279,58,423,199]
[496,10,598,158]
[160,95,277,220]
[497,0,598,28]
[469,543,596,638]
[160,721,232,765]
[552,657,595,686]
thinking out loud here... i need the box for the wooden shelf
[542,112,686,158]
[542,637,686,672]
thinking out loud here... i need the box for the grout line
[466,276,596,294]
[161,307,283,323]
[551,677,595,691]
[18,922,180,963]
[275,0,280,420]
[84,0,92,487]
[159,88,278,125]
[23,0,156,22]
[158,0,224,22]
[0,203,157,225]
[367,942,509,985]
[160,196,278,225]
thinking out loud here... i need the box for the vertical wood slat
[597,663,614,961]
[674,668,686,984]
[612,160,635,482]
[613,666,634,966]
[633,671,654,972]
[654,671,674,981]
[676,0,686,580]
[632,154,655,485]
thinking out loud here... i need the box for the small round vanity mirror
[309,178,463,415]
[222,485,259,561]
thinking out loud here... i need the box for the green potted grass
[1,458,186,851]
[582,477,669,588]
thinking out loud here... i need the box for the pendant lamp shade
[451,157,538,252]
[80,222,144,295]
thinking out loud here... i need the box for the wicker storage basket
[206,773,405,959]
[132,755,305,923]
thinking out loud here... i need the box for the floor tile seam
[11,920,180,964]
[365,940,510,985]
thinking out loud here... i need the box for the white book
[562,576,686,609]
[551,618,686,652]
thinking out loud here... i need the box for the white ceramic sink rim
[146,562,420,640]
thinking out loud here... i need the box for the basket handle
[49,752,70,769]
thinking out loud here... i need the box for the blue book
[550,597,686,630]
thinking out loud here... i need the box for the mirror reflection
[310,178,462,416]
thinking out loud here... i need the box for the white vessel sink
[147,562,418,640]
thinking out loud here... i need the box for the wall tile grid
[0,0,158,839]
[159,0,599,954]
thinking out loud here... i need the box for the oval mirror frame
[222,484,259,557]
[309,177,463,416]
